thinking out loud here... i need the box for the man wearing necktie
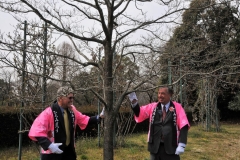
[128,86,190,160]
[29,86,104,160]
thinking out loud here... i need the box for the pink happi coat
[134,101,190,143]
[28,105,89,154]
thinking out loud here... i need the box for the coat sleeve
[134,103,156,123]
[89,115,102,124]
[131,103,140,117]
[72,106,90,130]
[178,125,188,144]
[28,107,52,141]
[35,137,52,150]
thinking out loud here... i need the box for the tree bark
[103,111,115,160]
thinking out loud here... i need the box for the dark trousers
[41,144,76,160]
[150,143,180,160]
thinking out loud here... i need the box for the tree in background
[0,22,59,107]
[0,78,9,106]
[160,0,240,131]
[228,92,240,111]
[56,42,78,86]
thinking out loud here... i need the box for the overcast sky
[0,12,16,33]
[0,1,186,40]
[0,1,187,78]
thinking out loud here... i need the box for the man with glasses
[128,87,190,160]
[29,86,103,160]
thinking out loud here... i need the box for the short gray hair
[57,86,74,97]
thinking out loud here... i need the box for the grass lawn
[1,123,240,160]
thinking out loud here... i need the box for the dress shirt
[162,101,170,112]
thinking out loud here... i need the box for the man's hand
[175,143,186,155]
[127,92,138,104]
[48,143,63,154]
[100,107,105,118]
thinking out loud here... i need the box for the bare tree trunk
[103,42,115,159]
[103,111,115,160]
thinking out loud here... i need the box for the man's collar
[161,101,170,110]
[57,102,65,113]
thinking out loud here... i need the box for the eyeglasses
[68,97,74,100]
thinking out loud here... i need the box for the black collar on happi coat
[51,102,75,143]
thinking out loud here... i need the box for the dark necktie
[162,105,166,120]
[64,109,70,145]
